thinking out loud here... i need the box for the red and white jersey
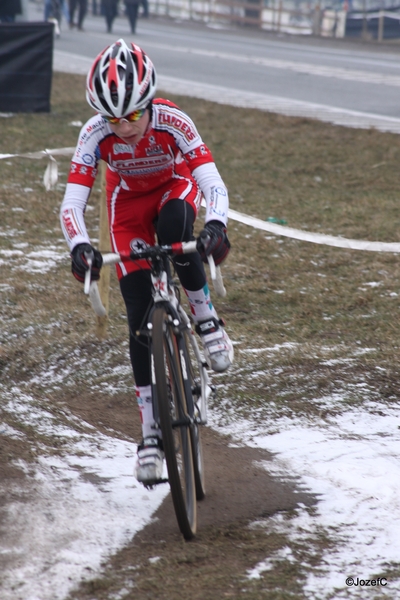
[61,98,229,249]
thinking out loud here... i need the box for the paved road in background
[28,2,400,126]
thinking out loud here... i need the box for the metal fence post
[378,9,384,42]
[312,2,321,36]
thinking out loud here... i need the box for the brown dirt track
[63,389,315,599]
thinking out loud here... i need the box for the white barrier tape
[228,208,400,253]
[200,200,400,254]
[0,147,75,161]
[3,145,400,253]
[349,11,400,20]
[0,147,75,191]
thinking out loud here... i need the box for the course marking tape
[2,147,399,253]
[227,207,400,253]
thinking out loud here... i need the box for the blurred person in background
[140,0,148,18]
[69,0,87,29]
[44,0,70,27]
[124,0,140,33]
[103,0,118,32]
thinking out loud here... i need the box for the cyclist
[60,39,233,485]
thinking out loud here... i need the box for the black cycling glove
[71,243,103,283]
[197,220,231,266]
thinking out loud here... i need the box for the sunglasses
[102,108,146,125]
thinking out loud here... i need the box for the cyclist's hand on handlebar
[71,243,103,283]
[197,220,231,266]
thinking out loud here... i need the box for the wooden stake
[96,161,111,340]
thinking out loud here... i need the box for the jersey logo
[62,210,78,238]
[82,153,94,165]
[129,238,149,253]
[159,112,196,142]
[114,143,132,154]
[209,186,227,219]
[160,190,171,206]
[215,186,227,196]
[145,144,163,156]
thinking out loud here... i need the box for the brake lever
[207,254,226,297]
[84,250,94,295]
[199,232,226,297]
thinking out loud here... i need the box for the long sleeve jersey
[60,98,229,250]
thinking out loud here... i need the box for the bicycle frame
[88,241,215,425]
[141,247,210,429]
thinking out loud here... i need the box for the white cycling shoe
[196,317,234,373]
[135,436,164,486]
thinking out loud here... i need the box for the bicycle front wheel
[182,326,206,501]
[151,306,197,540]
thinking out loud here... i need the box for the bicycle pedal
[209,384,217,399]
[144,477,169,490]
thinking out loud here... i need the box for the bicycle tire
[182,326,206,501]
[152,305,197,540]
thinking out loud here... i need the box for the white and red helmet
[86,39,157,118]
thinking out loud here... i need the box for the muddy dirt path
[1,390,314,600]
[64,404,315,600]
[67,391,313,536]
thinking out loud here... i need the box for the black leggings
[119,199,206,386]
[69,0,87,26]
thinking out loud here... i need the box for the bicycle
[84,239,226,540]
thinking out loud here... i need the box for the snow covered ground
[2,328,400,598]
[1,386,169,600]
[213,393,400,597]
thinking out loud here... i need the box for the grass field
[1,71,400,598]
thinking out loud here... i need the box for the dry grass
[1,72,400,598]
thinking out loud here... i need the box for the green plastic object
[267,217,287,225]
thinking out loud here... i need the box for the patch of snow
[213,402,400,597]
[0,389,169,600]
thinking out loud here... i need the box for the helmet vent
[111,44,120,59]
[110,82,118,108]
[123,72,134,113]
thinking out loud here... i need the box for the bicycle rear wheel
[151,306,197,540]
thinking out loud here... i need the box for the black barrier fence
[0,22,53,113]
[346,6,400,39]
